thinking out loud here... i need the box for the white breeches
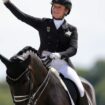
[42,51,85,97]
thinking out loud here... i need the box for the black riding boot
[78,93,89,105]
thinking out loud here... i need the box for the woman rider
[2,0,85,99]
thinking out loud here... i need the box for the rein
[28,70,50,105]
[8,67,51,105]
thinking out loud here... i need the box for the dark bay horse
[0,46,96,105]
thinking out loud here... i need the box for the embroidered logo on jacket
[47,26,51,32]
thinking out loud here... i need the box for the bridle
[28,70,50,105]
[7,67,51,105]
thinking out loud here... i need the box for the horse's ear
[22,55,31,67]
[0,54,11,68]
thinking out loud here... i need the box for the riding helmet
[51,0,72,15]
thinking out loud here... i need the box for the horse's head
[0,47,48,105]
[0,54,30,79]
[0,54,31,104]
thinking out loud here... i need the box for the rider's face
[51,3,69,19]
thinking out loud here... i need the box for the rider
[2,0,85,98]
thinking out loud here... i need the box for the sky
[0,0,105,81]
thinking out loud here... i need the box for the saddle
[60,74,79,105]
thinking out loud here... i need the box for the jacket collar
[52,19,68,30]
[53,19,64,29]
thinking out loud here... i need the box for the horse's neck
[31,56,48,86]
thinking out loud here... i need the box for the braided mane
[10,46,37,62]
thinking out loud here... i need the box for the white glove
[2,0,9,3]
[50,53,61,59]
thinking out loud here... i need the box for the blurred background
[0,0,105,105]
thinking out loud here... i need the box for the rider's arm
[60,27,78,59]
[4,1,43,30]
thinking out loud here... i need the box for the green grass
[0,83,13,105]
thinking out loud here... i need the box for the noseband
[7,67,50,105]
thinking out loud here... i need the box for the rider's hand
[2,0,9,3]
[41,56,52,67]
[50,53,61,59]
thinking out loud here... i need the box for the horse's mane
[17,46,37,56]
[10,46,38,61]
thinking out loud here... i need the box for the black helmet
[51,0,72,15]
